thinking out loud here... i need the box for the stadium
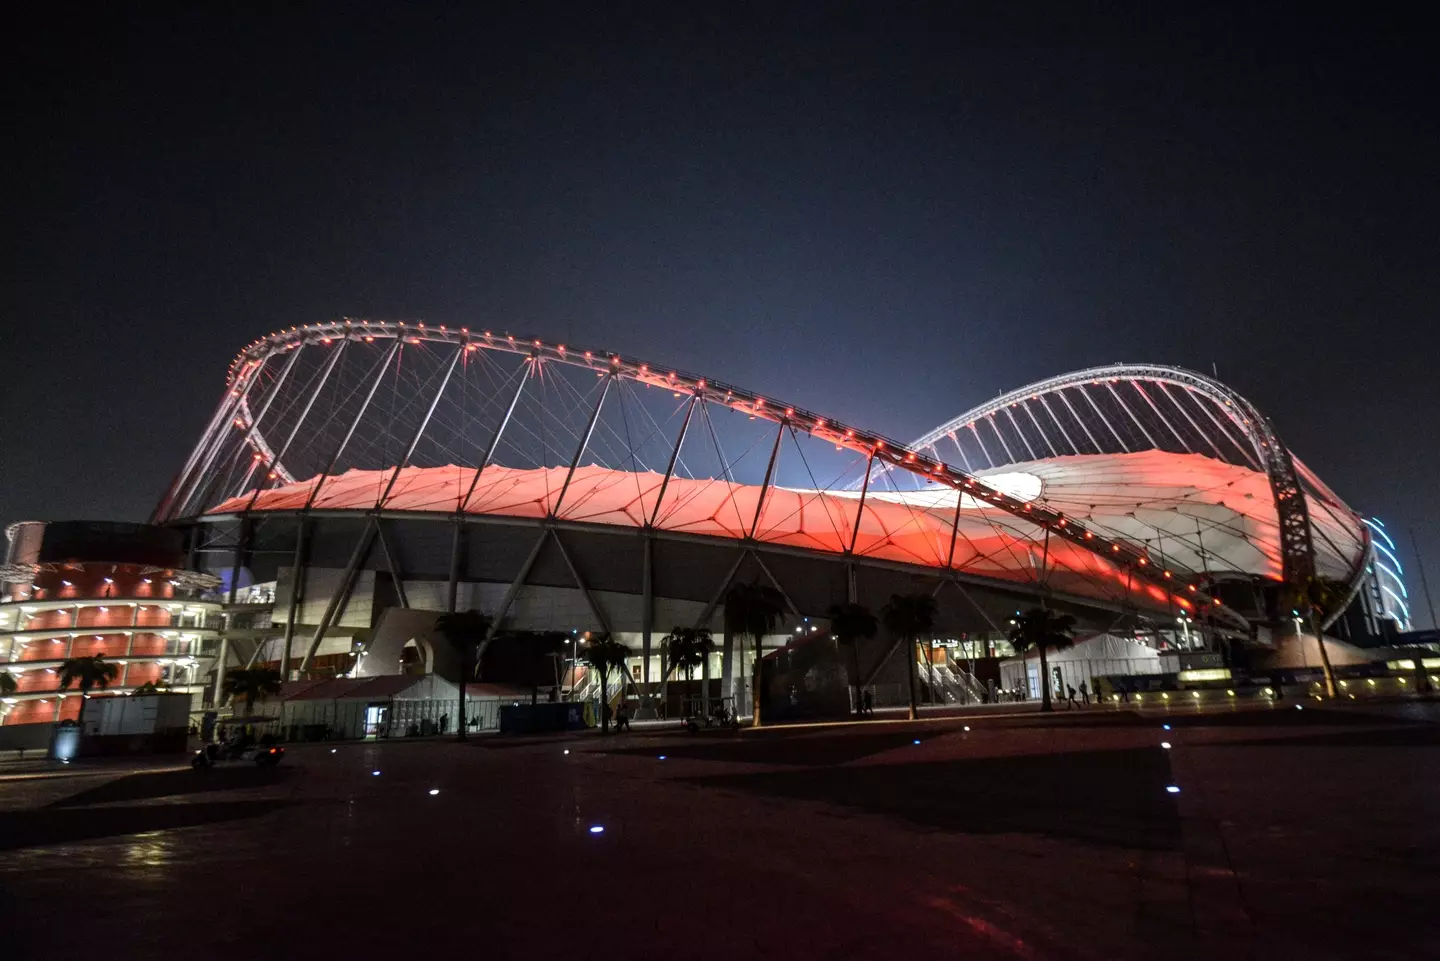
[2,319,1415,729]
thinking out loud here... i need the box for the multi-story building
[1,521,222,726]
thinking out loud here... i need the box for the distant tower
[1361,518,1412,632]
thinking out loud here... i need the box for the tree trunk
[751,659,763,728]
[850,643,863,717]
[599,667,610,734]
[1310,613,1337,698]
[906,637,918,721]
[76,684,89,732]
[701,647,711,721]
[751,635,763,726]
[1039,644,1053,712]
[456,644,468,741]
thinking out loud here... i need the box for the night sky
[4,5,1437,626]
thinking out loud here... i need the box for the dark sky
[4,4,1438,625]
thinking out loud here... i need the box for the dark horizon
[4,5,1437,625]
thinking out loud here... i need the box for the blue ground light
[589,825,605,835]
[1166,785,1181,794]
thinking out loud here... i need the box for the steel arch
[155,320,1242,630]
[911,363,1366,601]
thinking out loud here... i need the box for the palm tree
[662,627,714,717]
[1298,578,1342,699]
[223,668,283,718]
[881,593,937,721]
[724,581,787,724]
[828,602,878,716]
[1007,607,1076,712]
[129,680,166,696]
[434,609,492,740]
[57,655,120,730]
[580,633,633,734]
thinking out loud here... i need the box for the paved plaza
[2,700,1437,960]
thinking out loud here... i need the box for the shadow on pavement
[1201,724,1440,748]
[0,799,291,851]
[600,730,943,765]
[686,746,1180,850]
[48,766,296,808]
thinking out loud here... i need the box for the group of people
[1055,681,1095,708]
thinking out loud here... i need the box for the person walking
[1066,684,1079,709]
[862,689,874,715]
[1078,681,1090,706]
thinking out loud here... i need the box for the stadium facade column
[280,517,308,680]
[642,535,653,688]
[301,339,462,675]
[644,393,697,700]
[451,354,532,615]
[217,516,250,708]
[375,521,409,609]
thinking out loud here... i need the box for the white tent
[1000,633,1163,700]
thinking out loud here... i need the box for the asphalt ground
[1,699,1436,960]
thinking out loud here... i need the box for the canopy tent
[1000,632,1164,700]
